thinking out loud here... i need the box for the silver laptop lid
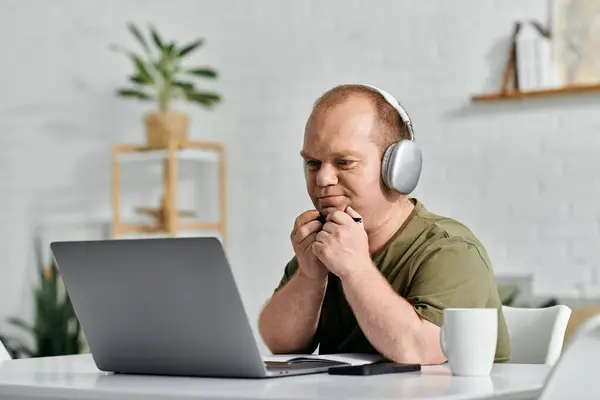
[50,237,267,378]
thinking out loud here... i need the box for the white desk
[0,354,551,400]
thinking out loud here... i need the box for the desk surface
[0,354,550,400]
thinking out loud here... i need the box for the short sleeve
[275,256,299,292]
[406,239,494,327]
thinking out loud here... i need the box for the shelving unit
[472,83,600,102]
[111,140,227,248]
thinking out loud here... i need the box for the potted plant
[0,236,85,358]
[112,23,222,149]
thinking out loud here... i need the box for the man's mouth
[318,195,346,207]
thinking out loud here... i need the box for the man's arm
[340,240,494,365]
[260,210,331,354]
[341,266,444,365]
[258,268,327,354]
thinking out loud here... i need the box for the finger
[326,210,353,225]
[293,220,323,243]
[312,241,326,259]
[345,206,362,220]
[315,230,330,244]
[293,210,320,233]
[312,241,331,263]
[300,232,318,251]
[321,221,336,234]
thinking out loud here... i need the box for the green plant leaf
[165,42,176,57]
[131,55,154,84]
[4,254,86,358]
[130,74,152,85]
[184,67,218,78]
[186,91,222,107]
[0,334,34,358]
[153,60,167,80]
[7,317,34,333]
[33,230,44,273]
[498,284,520,306]
[127,22,151,56]
[172,80,195,90]
[116,88,153,100]
[178,39,204,57]
[111,45,155,81]
[149,25,165,50]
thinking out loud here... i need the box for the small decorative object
[113,23,221,149]
[515,21,562,92]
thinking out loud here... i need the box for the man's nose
[316,164,338,187]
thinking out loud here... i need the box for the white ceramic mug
[440,308,498,376]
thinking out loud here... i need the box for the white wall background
[1,0,599,351]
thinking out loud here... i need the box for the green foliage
[498,284,538,308]
[112,22,222,112]
[0,257,83,359]
[498,284,521,306]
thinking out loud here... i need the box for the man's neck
[366,198,415,255]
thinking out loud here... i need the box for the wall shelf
[472,84,600,102]
[472,21,600,103]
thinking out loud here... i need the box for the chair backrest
[0,340,11,362]
[538,314,600,400]
[502,305,571,365]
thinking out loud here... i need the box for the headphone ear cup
[381,143,396,190]
[381,140,422,195]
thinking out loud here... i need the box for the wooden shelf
[116,222,221,235]
[472,84,600,102]
[117,148,219,163]
[111,140,227,248]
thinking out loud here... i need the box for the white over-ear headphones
[304,85,423,195]
[363,84,422,195]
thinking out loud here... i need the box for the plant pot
[144,111,190,149]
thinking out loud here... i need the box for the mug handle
[440,326,449,360]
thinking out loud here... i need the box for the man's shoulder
[412,200,489,256]
[381,199,492,270]
[413,200,480,240]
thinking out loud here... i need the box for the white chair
[538,314,600,399]
[0,339,11,362]
[502,305,571,365]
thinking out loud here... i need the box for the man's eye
[306,161,320,169]
[336,160,353,167]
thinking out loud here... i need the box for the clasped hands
[291,206,371,280]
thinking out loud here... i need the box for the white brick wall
[1,0,598,350]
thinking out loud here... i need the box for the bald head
[305,84,410,153]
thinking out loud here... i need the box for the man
[257,84,510,365]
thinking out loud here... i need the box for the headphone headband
[363,84,415,141]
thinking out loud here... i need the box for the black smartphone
[328,362,421,376]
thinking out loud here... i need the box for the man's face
[301,96,393,226]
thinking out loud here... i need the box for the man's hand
[312,206,371,278]
[291,210,329,281]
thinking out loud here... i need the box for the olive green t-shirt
[275,198,511,362]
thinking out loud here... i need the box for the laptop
[50,237,348,378]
